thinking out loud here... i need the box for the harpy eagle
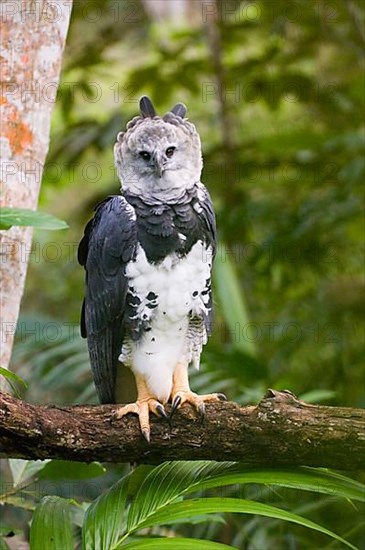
[78,97,225,441]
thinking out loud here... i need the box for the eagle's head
[114,97,203,203]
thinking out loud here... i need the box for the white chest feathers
[125,240,212,323]
[119,240,213,402]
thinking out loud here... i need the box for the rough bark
[0,1,72,378]
[0,389,363,470]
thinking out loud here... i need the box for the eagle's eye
[139,151,151,161]
[165,146,176,158]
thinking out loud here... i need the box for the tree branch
[0,390,363,470]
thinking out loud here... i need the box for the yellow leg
[170,362,226,416]
[113,374,167,442]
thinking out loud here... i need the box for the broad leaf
[82,462,363,550]
[0,207,68,230]
[118,538,235,549]
[39,460,106,480]
[127,461,233,531]
[159,512,226,526]
[134,498,357,550]
[29,496,74,550]
[188,466,365,503]
[82,471,132,550]
[9,459,50,487]
[127,461,364,533]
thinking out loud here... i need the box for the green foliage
[119,540,234,549]
[8,459,51,488]
[0,459,105,512]
[82,472,130,549]
[122,498,356,549]
[0,207,68,230]
[21,0,363,409]
[12,461,362,550]
[29,496,74,550]
[39,460,106,481]
[0,366,27,397]
[213,246,256,357]
[7,0,365,548]
[12,314,91,404]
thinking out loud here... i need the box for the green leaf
[0,538,10,550]
[0,207,68,230]
[213,244,256,356]
[39,460,106,480]
[299,389,337,403]
[30,496,74,550]
[127,462,234,532]
[9,459,51,487]
[190,466,365,503]
[0,367,27,387]
[127,461,364,535]
[118,462,363,549]
[118,538,235,549]
[82,471,132,550]
[135,498,357,550]
[160,512,226,527]
[0,367,27,397]
[82,463,364,550]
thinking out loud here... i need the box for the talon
[198,401,205,416]
[171,395,182,415]
[169,388,225,421]
[170,363,225,422]
[156,403,168,419]
[142,428,150,443]
[113,394,165,443]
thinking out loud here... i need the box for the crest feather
[140,96,156,118]
[171,102,187,118]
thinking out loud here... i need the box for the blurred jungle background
[5,0,365,548]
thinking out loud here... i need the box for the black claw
[217,393,227,401]
[198,402,206,417]
[156,403,168,419]
[171,395,182,415]
[198,403,206,426]
[169,395,182,424]
[142,429,150,443]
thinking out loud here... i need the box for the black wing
[197,184,217,257]
[78,195,137,403]
[196,184,217,336]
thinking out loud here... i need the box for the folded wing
[78,196,137,403]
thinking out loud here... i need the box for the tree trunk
[0,1,72,381]
[0,390,363,470]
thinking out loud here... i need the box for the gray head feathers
[114,96,202,203]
